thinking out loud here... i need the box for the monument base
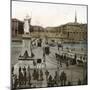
[18,53,35,61]
[21,34,34,58]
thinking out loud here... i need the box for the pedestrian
[23,66,27,85]
[40,69,43,81]
[53,71,58,86]
[60,60,62,67]
[60,72,63,86]
[12,66,14,74]
[48,75,53,87]
[43,47,45,58]
[12,73,15,89]
[66,60,69,68]
[63,71,67,85]
[67,81,72,86]
[36,70,39,81]
[14,74,18,89]
[27,66,31,85]
[19,71,23,86]
[45,70,49,81]
[28,71,31,85]
[60,71,67,86]
[33,60,36,66]
[18,66,23,86]
[19,66,21,73]
[78,79,81,85]
[32,69,37,80]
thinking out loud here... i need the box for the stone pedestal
[21,34,32,57]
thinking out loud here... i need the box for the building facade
[59,23,87,42]
[12,18,24,37]
[12,12,87,43]
[45,12,87,43]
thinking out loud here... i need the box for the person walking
[18,66,23,86]
[40,69,43,81]
[14,74,18,89]
[66,60,69,68]
[23,66,27,85]
[27,66,31,86]
[78,79,81,85]
[45,70,49,81]
[48,75,53,87]
[60,71,67,86]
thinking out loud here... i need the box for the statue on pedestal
[19,14,34,59]
[24,15,31,34]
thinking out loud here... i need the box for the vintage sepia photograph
[11,0,88,89]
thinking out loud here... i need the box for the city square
[11,1,87,89]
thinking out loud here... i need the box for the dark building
[12,18,24,37]
[11,18,44,37]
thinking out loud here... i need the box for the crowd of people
[11,38,84,89]
[11,65,82,89]
[12,65,45,89]
[47,71,67,87]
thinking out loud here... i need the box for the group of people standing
[12,65,68,89]
[11,65,44,89]
[46,70,67,87]
[12,66,29,88]
[12,65,82,89]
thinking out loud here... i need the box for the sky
[12,1,87,27]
